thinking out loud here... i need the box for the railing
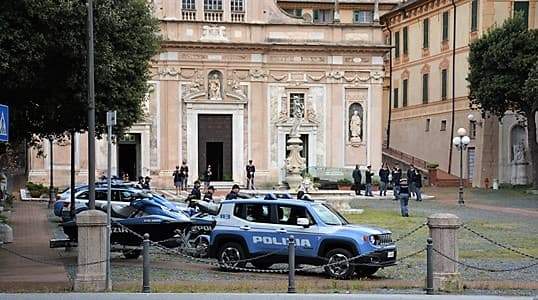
[181,10,196,21]
[204,11,223,22]
[231,12,245,22]
[383,147,429,170]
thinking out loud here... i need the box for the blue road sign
[0,104,9,142]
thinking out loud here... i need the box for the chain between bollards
[142,233,151,293]
[287,235,296,294]
[426,237,434,295]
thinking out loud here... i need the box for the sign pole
[106,111,117,291]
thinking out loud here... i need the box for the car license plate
[387,251,394,258]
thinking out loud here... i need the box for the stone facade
[382,0,537,187]
[28,0,399,188]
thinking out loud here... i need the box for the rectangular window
[469,120,477,139]
[204,0,222,11]
[471,0,478,32]
[426,118,431,132]
[514,1,529,28]
[441,120,447,131]
[285,9,302,17]
[277,205,314,226]
[403,27,408,55]
[422,74,429,104]
[313,9,334,23]
[394,31,400,58]
[402,79,408,107]
[231,0,244,12]
[353,10,373,23]
[182,0,196,10]
[393,88,399,109]
[289,93,305,118]
[423,19,429,48]
[442,11,449,41]
[235,203,271,223]
[441,69,448,100]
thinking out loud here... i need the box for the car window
[277,204,314,226]
[112,190,121,202]
[233,203,244,218]
[95,191,108,201]
[120,190,134,202]
[311,204,348,225]
[77,191,89,200]
[245,204,271,223]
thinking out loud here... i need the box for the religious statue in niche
[208,71,223,100]
[348,103,364,146]
[513,139,527,163]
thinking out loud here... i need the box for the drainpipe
[334,0,341,23]
[374,0,380,22]
[448,0,457,174]
[386,22,393,149]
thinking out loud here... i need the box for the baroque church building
[29,0,398,187]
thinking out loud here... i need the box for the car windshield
[311,203,349,226]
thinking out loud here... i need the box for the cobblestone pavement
[0,201,70,291]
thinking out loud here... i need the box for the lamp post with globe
[453,127,470,205]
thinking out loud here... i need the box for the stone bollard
[427,213,463,292]
[74,210,107,292]
[0,223,13,243]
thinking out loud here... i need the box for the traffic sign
[0,104,8,142]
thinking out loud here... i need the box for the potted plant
[336,178,353,190]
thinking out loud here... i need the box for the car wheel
[251,261,273,270]
[356,266,379,278]
[324,248,355,279]
[217,242,246,271]
[123,249,142,259]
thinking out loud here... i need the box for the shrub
[337,178,352,185]
[26,182,49,198]
[426,162,439,169]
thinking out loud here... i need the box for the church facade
[28,0,397,187]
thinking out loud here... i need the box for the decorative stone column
[427,213,463,292]
[285,135,306,191]
[74,210,107,292]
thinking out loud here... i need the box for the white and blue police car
[209,194,397,279]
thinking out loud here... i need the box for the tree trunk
[527,110,538,189]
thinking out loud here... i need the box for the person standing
[188,180,202,200]
[398,178,410,217]
[173,166,183,195]
[142,176,151,190]
[246,160,256,190]
[365,165,374,197]
[203,165,212,192]
[414,169,423,201]
[407,164,416,198]
[352,165,362,196]
[379,163,390,197]
[180,160,189,191]
[392,164,402,200]
[226,184,240,200]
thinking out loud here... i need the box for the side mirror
[297,218,310,227]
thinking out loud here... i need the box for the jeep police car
[209,196,397,279]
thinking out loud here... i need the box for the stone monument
[349,110,362,144]
[427,213,463,292]
[510,139,529,185]
[208,73,222,100]
[285,96,306,191]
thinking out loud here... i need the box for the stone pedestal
[74,210,107,292]
[427,213,463,292]
[285,136,306,191]
[510,162,529,185]
[0,223,13,243]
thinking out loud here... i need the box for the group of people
[352,163,423,217]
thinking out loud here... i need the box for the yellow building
[381,0,537,187]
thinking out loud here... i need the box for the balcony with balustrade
[181,9,197,21]
[204,10,223,22]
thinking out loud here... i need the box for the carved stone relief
[207,70,223,100]
[200,25,228,42]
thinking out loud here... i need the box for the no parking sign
[0,104,8,142]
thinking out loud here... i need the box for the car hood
[338,224,392,236]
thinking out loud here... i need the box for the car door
[275,204,320,257]
[237,202,285,256]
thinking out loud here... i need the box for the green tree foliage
[468,15,538,188]
[0,0,160,145]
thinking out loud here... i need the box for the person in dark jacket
[203,185,215,202]
[365,166,374,197]
[414,169,423,201]
[352,165,362,196]
[179,161,189,191]
[398,178,410,217]
[173,166,183,195]
[142,176,151,190]
[203,165,212,192]
[246,160,256,190]
[379,163,390,197]
[392,164,402,200]
[226,184,240,200]
[188,180,202,201]
[407,164,416,197]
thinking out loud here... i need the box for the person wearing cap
[398,177,410,217]
[296,190,305,200]
[203,185,215,202]
[365,165,374,197]
[187,180,202,201]
[246,160,256,190]
[142,176,151,190]
[226,184,240,200]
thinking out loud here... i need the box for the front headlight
[369,235,376,244]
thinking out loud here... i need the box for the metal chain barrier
[396,247,426,263]
[393,222,427,243]
[0,245,107,268]
[432,247,538,273]
[461,224,538,261]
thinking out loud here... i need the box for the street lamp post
[452,127,470,205]
[87,0,96,210]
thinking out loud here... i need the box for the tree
[0,0,160,144]
[468,15,538,188]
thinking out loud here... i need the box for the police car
[209,195,397,279]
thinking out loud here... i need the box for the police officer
[365,166,374,197]
[188,180,202,201]
[203,185,215,202]
[226,184,240,200]
[392,164,402,200]
[352,165,362,196]
[246,160,256,190]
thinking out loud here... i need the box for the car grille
[378,233,393,245]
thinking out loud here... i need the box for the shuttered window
[441,69,448,100]
[394,31,400,58]
[471,0,478,32]
[423,19,429,48]
[403,27,408,55]
[422,74,429,104]
[403,79,408,107]
[442,11,449,41]
[393,88,399,108]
